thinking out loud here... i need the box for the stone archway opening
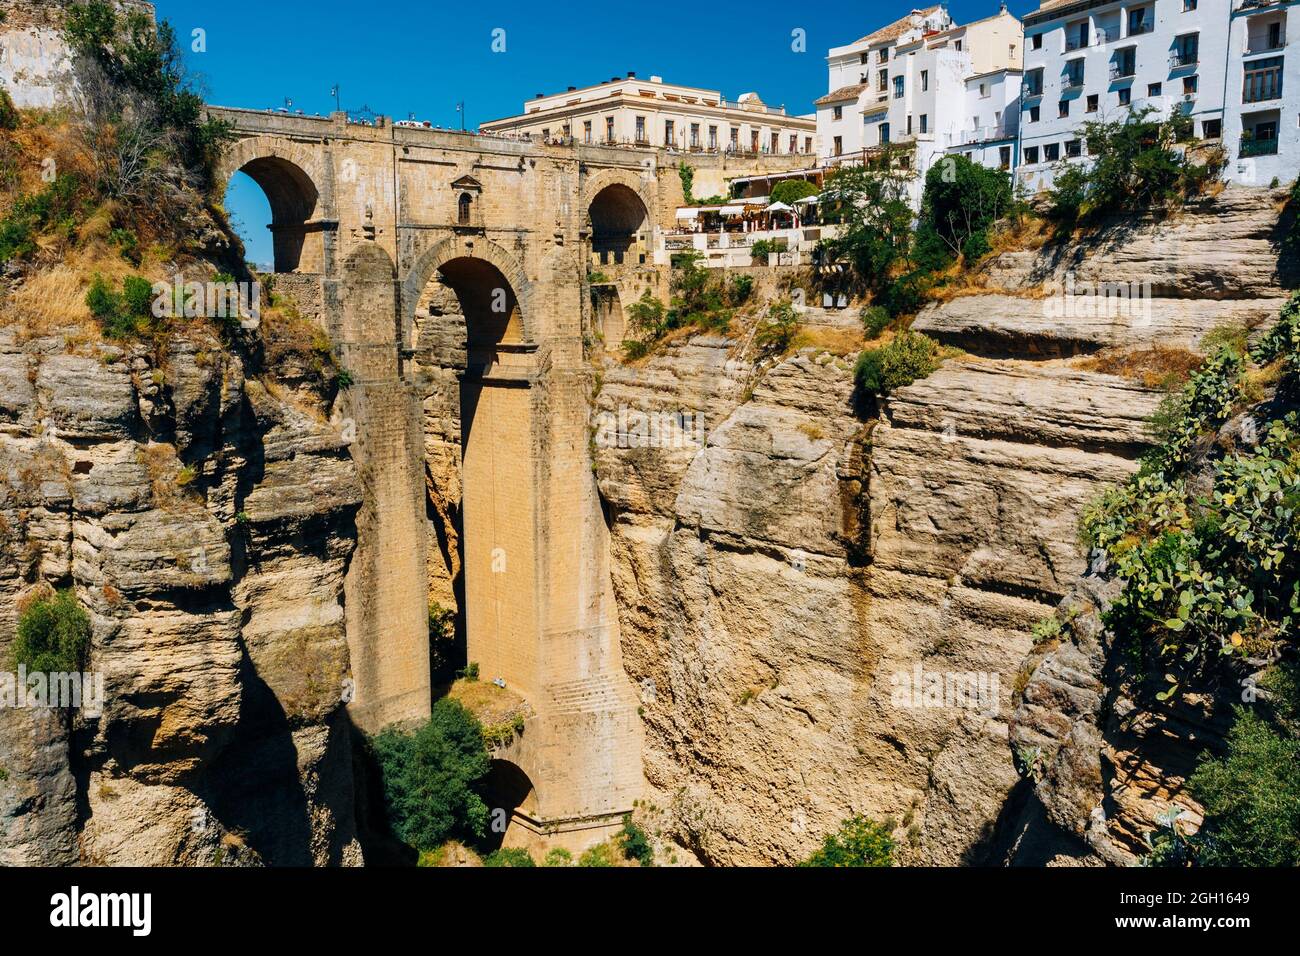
[228,156,321,273]
[588,183,649,266]
[480,758,539,852]
[416,254,537,703]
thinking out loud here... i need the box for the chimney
[627,71,636,78]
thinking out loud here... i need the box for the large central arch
[219,138,328,274]
[409,238,540,700]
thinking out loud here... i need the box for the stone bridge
[208,106,666,849]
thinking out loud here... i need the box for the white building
[1017,0,1232,194]
[1223,0,1298,186]
[815,4,1024,207]
[479,73,816,157]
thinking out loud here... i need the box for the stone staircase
[544,673,637,717]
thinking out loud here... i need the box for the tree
[854,330,942,396]
[817,158,914,293]
[372,699,492,852]
[800,815,895,867]
[12,589,92,673]
[919,155,1012,261]
[770,178,817,206]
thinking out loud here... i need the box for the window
[583,120,592,143]
[606,116,615,141]
[457,192,472,225]
[664,119,675,145]
[1242,59,1279,101]
[708,125,717,149]
[1184,73,1199,96]
[1029,105,1040,122]
[1173,33,1199,67]
[880,122,890,144]
[1086,94,1099,112]
[1032,33,1043,50]
[878,69,888,91]
[730,127,739,149]
[690,123,700,147]
[906,114,913,134]
[1201,118,1221,138]
[1148,82,1162,97]
[805,136,813,153]
[955,39,962,51]
[921,70,929,92]
[541,128,550,140]
[1269,22,1283,49]
[1025,145,1040,164]
[771,131,779,153]
[1064,59,1085,88]
[860,51,870,64]
[1118,87,1132,105]
[1128,7,1152,36]
[1113,47,1136,79]
[833,135,843,155]
[1044,142,1060,161]
[979,81,989,97]
[750,129,759,152]
[1025,68,1044,96]
[879,48,889,63]
[635,116,646,142]
[894,75,905,98]
[833,105,844,120]
[1183,0,1197,10]
[999,145,1011,169]
[1065,139,1082,157]
[920,114,928,133]
[1059,99,1070,118]
[789,134,797,152]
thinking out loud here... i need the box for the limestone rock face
[597,187,1281,866]
[0,324,363,865]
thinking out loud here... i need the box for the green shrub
[578,842,618,867]
[85,273,158,340]
[621,339,650,361]
[619,814,653,866]
[13,589,92,673]
[854,330,942,396]
[483,847,536,867]
[728,274,754,304]
[800,815,895,867]
[754,300,798,356]
[750,238,776,262]
[625,292,668,341]
[0,174,81,263]
[335,368,354,389]
[817,160,914,294]
[919,154,1011,262]
[860,305,891,338]
[1182,709,1300,866]
[770,179,817,206]
[371,699,491,853]
[0,85,18,131]
[543,847,573,867]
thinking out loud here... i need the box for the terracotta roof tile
[814,83,869,106]
[852,5,942,46]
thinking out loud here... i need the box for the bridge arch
[581,170,653,267]
[402,235,534,352]
[220,137,326,273]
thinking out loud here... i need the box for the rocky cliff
[595,185,1293,865]
[0,318,364,865]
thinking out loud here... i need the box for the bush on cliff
[372,699,491,852]
[800,815,895,867]
[13,589,92,674]
[854,330,942,396]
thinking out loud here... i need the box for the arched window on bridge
[458,192,473,225]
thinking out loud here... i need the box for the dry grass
[789,324,866,356]
[1074,345,1203,390]
[447,677,529,727]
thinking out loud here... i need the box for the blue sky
[153,0,1037,266]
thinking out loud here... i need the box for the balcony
[1128,19,1154,36]
[1021,81,1044,98]
[1245,31,1286,55]
[1110,63,1137,80]
[1169,50,1199,68]
[1062,76,1086,91]
[1093,27,1119,45]
[1240,136,1279,156]
[1065,34,1090,51]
